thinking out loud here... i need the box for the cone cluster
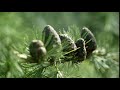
[29,25,97,63]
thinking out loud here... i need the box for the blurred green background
[0,12,119,78]
[0,12,119,51]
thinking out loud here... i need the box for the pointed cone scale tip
[42,25,61,52]
[59,34,77,52]
[81,27,97,56]
[75,38,85,47]
[74,38,87,62]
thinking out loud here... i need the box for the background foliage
[0,12,119,78]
